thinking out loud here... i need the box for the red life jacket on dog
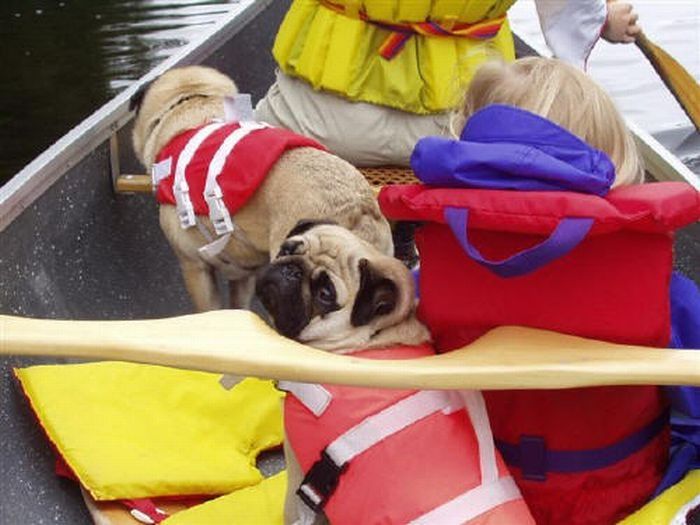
[283,344,535,525]
[379,182,700,524]
[153,121,324,233]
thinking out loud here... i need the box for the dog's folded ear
[286,219,338,239]
[351,258,398,327]
[129,79,155,114]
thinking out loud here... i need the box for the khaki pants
[255,71,451,168]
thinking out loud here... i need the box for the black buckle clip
[296,450,346,513]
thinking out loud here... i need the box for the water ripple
[0,0,239,184]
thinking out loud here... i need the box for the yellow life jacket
[14,362,284,501]
[618,470,700,525]
[162,472,286,524]
[272,0,517,114]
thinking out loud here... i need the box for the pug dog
[256,220,431,525]
[130,66,393,310]
[256,221,428,351]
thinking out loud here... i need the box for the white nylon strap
[195,219,214,243]
[198,232,232,263]
[223,94,254,122]
[151,157,172,189]
[326,390,461,467]
[409,476,522,525]
[173,122,227,229]
[279,381,332,417]
[462,390,499,484]
[204,121,269,235]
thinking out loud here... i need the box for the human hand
[602,1,641,44]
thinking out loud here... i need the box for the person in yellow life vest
[255,0,640,167]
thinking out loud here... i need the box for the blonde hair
[454,57,644,187]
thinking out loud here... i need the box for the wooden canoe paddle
[2,310,699,390]
[636,31,700,131]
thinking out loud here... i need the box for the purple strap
[444,207,594,278]
[496,410,669,481]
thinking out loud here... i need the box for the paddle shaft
[636,32,700,131]
[2,311,700,390]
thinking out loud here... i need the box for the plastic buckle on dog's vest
[205,186,234,235]
[174,180,196,229]
[150,157,172,190]
[297,450,347,513]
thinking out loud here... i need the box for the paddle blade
[636,32,700,131]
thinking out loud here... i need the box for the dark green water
[1,1,698,187]
[0,0,236,186]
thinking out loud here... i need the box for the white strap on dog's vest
[324,390,463,467]
[223,94,254,122]
[204,121,269,236]
[408,476,522,525]
[463,390,499,484]
[279,381,332,417]
[151,157,172,189]
[173,122,227,229]
[198,232,232,263]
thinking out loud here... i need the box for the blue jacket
[658,272,700,493]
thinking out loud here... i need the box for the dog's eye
[318,284,334,304]
[312,272,337,311]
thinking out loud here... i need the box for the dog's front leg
[284,441,329,525]
[229,275,256,310]
[178,258,221,311]
[284,440,304,525]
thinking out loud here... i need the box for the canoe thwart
[113,167,419,195]
[114,174,153,194]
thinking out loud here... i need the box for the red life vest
[378,182,700,524]
[283,344,535,525]
[153,120,324,232]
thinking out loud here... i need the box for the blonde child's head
[455,57,644,187]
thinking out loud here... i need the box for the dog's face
[256,221,418,352]
[131,65,237,167]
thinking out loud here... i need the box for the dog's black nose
[256,261,309,338]
[257,281,281,317]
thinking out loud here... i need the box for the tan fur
[133,66,393,310]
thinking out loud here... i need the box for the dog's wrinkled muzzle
[256,260,310,338]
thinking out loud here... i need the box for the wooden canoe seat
[360,166,420,195]
[113,167,419,195]
[114,174,152,194]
